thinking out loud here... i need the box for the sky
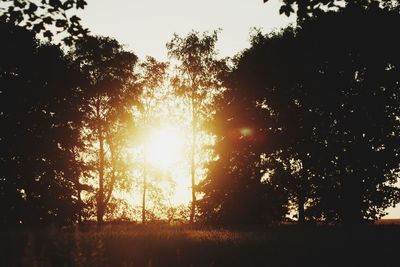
[77,0,295,61]
[76,0,400,219]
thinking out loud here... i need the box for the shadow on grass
[1,224,399,267]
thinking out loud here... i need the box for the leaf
[279,4,294,17]
[55,19,67,28]
[62,0,74,10]
[76,0,87,9]
[26,3,38,15]
[43,16,54,25]
[49,0,62,9]
[63,36,73,46]
[70,15,81,25]
[33,22,44,33]
[43,30,54,40]
[13,0,26,9]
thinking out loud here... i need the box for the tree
[296,5,400,223]
[166,30,227,223]
[135,56,169,223]
[71,36,138,224]
[0,0,88,44]
[229,4,400,223]
[0,22,85,225]
[198,87,289,225]
[229,28,325,224]
[264,0,399,20]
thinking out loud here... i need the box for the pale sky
[77,0,295,60]
[76,0,400,219]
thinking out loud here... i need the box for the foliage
[227,4,400,223]
[0,22,85,225]
[167,30,228,222]
[0,0,88,45]
[1,1,400,226]
[199,87,289,224]
[70,35,139,224]
[264,0,399,20]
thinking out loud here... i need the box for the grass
[1,223,399,267]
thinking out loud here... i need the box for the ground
[1,223,399,266]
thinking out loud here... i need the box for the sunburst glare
[145,126,185,169]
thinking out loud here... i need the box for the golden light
[240,127,253,137]
[145,126,185,170]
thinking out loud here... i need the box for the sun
[145,126,185,169]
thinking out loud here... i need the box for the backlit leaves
[0,0,88,45]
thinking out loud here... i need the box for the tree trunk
[96,101,105,225]
[77,186,82,224]
[142,164,147,224]
[189,94,196,223]
[297,194,305,225]
[342,174,363,225]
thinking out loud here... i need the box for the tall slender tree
[136,56,168,223]
[167,30,227,223]
[71,36,138,224]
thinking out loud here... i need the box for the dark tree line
[0,23,85,224]
[199,3,400,225]
[0,1,399,226]
[265,0,399,19]
[0,21,139,225]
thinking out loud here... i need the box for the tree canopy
[201,4,400,224]
[167,30,228,222]
[264,0,399,19]
[0,1,399,226]
[71,35,139,224]
[0,22,85,225]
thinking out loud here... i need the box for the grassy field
[1,223,399,267]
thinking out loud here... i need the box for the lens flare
[240,127,253,137]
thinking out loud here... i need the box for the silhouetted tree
[297,5,400,223]
[167,30,227,223]
[0,0,88,44]
[264,0,399,20]
[71,36,138,224]
[0,23,85,225]
[229,4,400,224]
[198,87,289,225]
[229,28,324,224]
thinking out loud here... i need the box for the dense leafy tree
[167,30,227,223]
[298,5,400,223]
[71,36,138,224]
[228,4,400,223]
[0,23,85,225]
[230,28,324,223]
[199,87,289,225]
[0,0,88,44]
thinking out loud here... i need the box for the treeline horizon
[0,0,399,226]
